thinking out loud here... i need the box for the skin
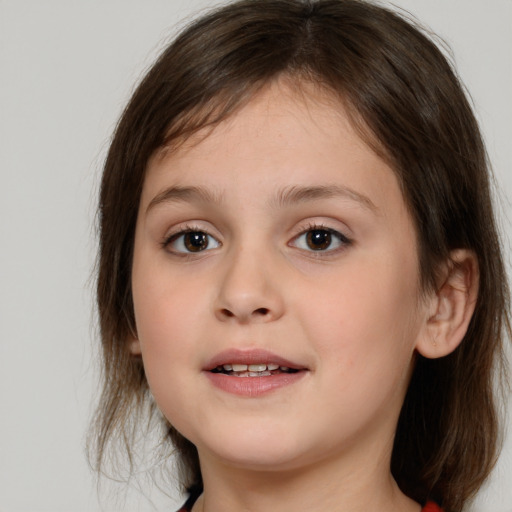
[130,81,477,512]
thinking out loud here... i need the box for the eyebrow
[146,183,378,214]
[269,184,378,212]
[146,185,224,213]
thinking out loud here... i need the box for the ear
[416,249,479,359]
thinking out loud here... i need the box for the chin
[214,447,306,473]
[192,422,309,471]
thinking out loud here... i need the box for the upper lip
[204,348,306,371]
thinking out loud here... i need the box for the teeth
[213,363,297,376]
[231,364,248,372]
[223,363,283,372]
[233,371,274,377]
[248,364,267,372]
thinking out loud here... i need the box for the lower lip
[205,371,306,397]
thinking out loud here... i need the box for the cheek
[133,247,210,342]
[294,249,422,379]
[290,259,421,437]
[131,260,210,407]
[133,288,206,433]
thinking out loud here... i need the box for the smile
[210,363,299,377]
[204,349,307,396]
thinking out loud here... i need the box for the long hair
[90,1,511,510]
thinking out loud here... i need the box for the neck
[195,440,421,512]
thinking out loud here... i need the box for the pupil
[306,229,331,250]
[184,232,208,252]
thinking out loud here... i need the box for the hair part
[91,1,511,510]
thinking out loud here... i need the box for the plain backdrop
[0,1,511,511]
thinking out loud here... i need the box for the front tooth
[223,364,233,371]
[248,364,267,372]
[267,364,279,371]
[231,364,248,372]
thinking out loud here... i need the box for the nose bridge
[214,239,284,323]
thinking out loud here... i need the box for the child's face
[131,83,431,475]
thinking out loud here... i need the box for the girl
[90,1,511,511]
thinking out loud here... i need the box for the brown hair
[90,1,511,510]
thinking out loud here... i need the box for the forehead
[141,80,402,216]
[152,78,386,168]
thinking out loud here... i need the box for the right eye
[165,230,220,254]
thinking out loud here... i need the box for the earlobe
[129,336,142,355]
[416,249,479,359]
[126,311,141,355]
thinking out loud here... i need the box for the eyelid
[289,222,352,253]
[159,219,352,256]
[162,223,222,255]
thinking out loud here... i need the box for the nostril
[216,306,273,321]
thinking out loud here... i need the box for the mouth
[204,349,308,396]
[204,348,307,377]
[210,363,300,378]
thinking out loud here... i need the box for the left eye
[166,230,220,253]
[292,228,349,252]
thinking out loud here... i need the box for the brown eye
[306,229,332,250]
[167,230,220,254]
[184,232,209,252]
[292,227,350,253]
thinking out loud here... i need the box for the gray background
[1,1,510,510]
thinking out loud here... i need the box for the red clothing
[423,503,443,512]
[176,499,443,511]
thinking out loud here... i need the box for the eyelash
[162,224,221,256]
[162,223,352,256]
[290,223,352,255]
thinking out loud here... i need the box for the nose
[214,245,285,324]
